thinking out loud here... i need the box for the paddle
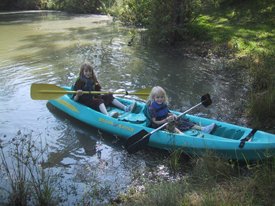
[239,128,257,148]
[31,83,151,100]
[125,94,212,154]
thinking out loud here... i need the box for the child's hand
[166,115,174,122]
[95,83,101,91]
[74,90,83,101]
[76,90,83,96]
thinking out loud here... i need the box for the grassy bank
[1,132,274,205]
[189,1,274,55]
[114,155,275,206]
[188,0,275,132]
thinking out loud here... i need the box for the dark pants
[79,94,114,111]
[151,117,195,131]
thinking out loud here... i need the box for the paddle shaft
[31,83,150,100]
[125,93,212,153]
[239,129,257,148]
[149,101,204,135]
[37,89,149,96]
[128,101,204,148]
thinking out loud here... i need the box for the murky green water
[0,11,249,204]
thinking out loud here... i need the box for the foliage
[107,0,151,26]
[0,0,116,13]
[108,0,221,44]
[56,0,101,13]
[0,0,43,10]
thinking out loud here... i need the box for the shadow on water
[43,102,177,204]
[45,101,173,169]
[44,102,127,166]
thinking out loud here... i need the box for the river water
[0,11,249,204]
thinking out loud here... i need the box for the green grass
[188,0,275,131]
[190,2,275,57]
[115,154,275,206]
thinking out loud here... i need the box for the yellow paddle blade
[31,84,75,100]
[126,87,151,100]
[31,83,151,100]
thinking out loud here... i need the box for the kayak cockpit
[118,112,147,124]
[212,126,245,140]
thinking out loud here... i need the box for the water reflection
[0,11,72,25]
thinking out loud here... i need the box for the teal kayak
[48,87,275,161]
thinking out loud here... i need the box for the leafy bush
[0,0,41,10]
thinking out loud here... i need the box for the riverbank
[180,0,275,133]
[110,1,275,205]
[112,154,275,206]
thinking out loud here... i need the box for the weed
[168,149,184,173]
[0,130,61,206]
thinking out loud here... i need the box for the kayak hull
[48,87,275,161]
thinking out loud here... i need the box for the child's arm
[151,116,174,126]
[73,79,84,101]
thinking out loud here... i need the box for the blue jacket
[149,101,169,121]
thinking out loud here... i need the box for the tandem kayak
[47,87,275,161]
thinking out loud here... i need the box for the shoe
[109,111,119,118]
[125,101,137,113]
[202,123,215,134]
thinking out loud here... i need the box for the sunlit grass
[191,6,275,57]
[188,1,275,132]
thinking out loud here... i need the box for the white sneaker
[109,111,119,118]
[125,101,137,113]
[202,123,215,134]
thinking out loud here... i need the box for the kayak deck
[106,101,245,141]
[93,97,264,142]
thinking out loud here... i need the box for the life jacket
[143,101,169,127]
[82,77,95,91]
[150,101,169,121]
[72,77,96,101]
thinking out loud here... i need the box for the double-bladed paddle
[31,83,151,100]
[125,94,212,154]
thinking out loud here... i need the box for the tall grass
[246,54,275,131]
[0,130,60,205]
[0,129,121,205]
[116,153,275,206]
